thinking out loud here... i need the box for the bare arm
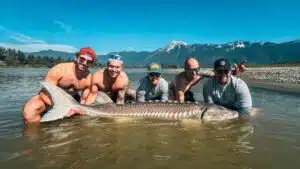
[176,91,185,103]
[22,64,63,123]
[115,72,129,104]
[173,76,186,103]
[80,74,93,104]
[40,64,63,105]
[80,88,91,104]
[85,72,101,105]
[116,88,127,104]
[175,74,200,103]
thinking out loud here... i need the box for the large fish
[40,81,239,123]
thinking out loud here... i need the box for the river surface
[0,67,300,169]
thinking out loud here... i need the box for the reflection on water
[18,118,254,169]
[0,68,300,169]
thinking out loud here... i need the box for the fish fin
[39,81,79,122]
[40,107,69,122]
[94,91,114,105]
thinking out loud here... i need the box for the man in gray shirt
[136,63,169,102]
[202,58,252,116]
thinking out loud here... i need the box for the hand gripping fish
[40,81,239,123]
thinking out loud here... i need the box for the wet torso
[94,69,128,101]
[43,62,92,104]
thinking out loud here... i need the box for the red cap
[78,47,96,60]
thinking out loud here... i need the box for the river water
[0,67,299,169]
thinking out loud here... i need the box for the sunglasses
[78,57,93,66]
[149,72,161,77]
[216,69,230,74]
[185,67,200,73]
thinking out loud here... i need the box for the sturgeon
[40,81,239,123]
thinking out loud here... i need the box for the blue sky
[0,0,299,54]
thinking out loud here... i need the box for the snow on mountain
[163,40,189,52]
[225,40,247,50]
[235,42,245,48]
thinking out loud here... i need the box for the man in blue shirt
[136,63,169,102]
[202,58,253,116]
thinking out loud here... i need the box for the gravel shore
[241,67,300,84]
[197,66,300,95]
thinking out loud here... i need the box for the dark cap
[214,58,231,71]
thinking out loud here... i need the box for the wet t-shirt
[202,75,252,116]
[136,76,169,102]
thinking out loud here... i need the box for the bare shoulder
[114,71,129,89]
[47,62,72,75]
[119,71,129,79]
[175,72,187,84]
[54,62,73,70]
[92,69,105,84]
[118,71,129,84]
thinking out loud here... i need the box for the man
[136,63,169,102]
[202,58,252,116]
[22,47,97,123]
[85,54,135,105]
[169,57,207,102]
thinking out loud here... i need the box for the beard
[217,75,229,85]
[76,62,89,71]
[150,78,159,86]
[108,71,120,78]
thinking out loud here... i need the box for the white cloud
[0,25,77,53]
[0,42,78,53]
[127,47,135,51]
[10,33,46,44]
[54,20,72,32]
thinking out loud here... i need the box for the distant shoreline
[243,78,300,96]
[1,65,300,95]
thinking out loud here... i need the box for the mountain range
[27,40,300,67]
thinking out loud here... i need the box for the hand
[65,107,85,117]
[190,75,201,85]
[239,64,247,72]
[200,72,215,79]
[250,107,263,116]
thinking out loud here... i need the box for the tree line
[0,46,184,69]
[0,47,103,68]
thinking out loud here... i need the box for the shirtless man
[22,47,96,124]
[169,57,205,102]
[85,54,135,105]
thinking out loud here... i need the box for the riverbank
[240,67,300,95]
[198,66,300,95]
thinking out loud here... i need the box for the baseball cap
[214,58,231,71]
[147,62,161,74]
[107,54,124,64]
[78,47,96,60]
